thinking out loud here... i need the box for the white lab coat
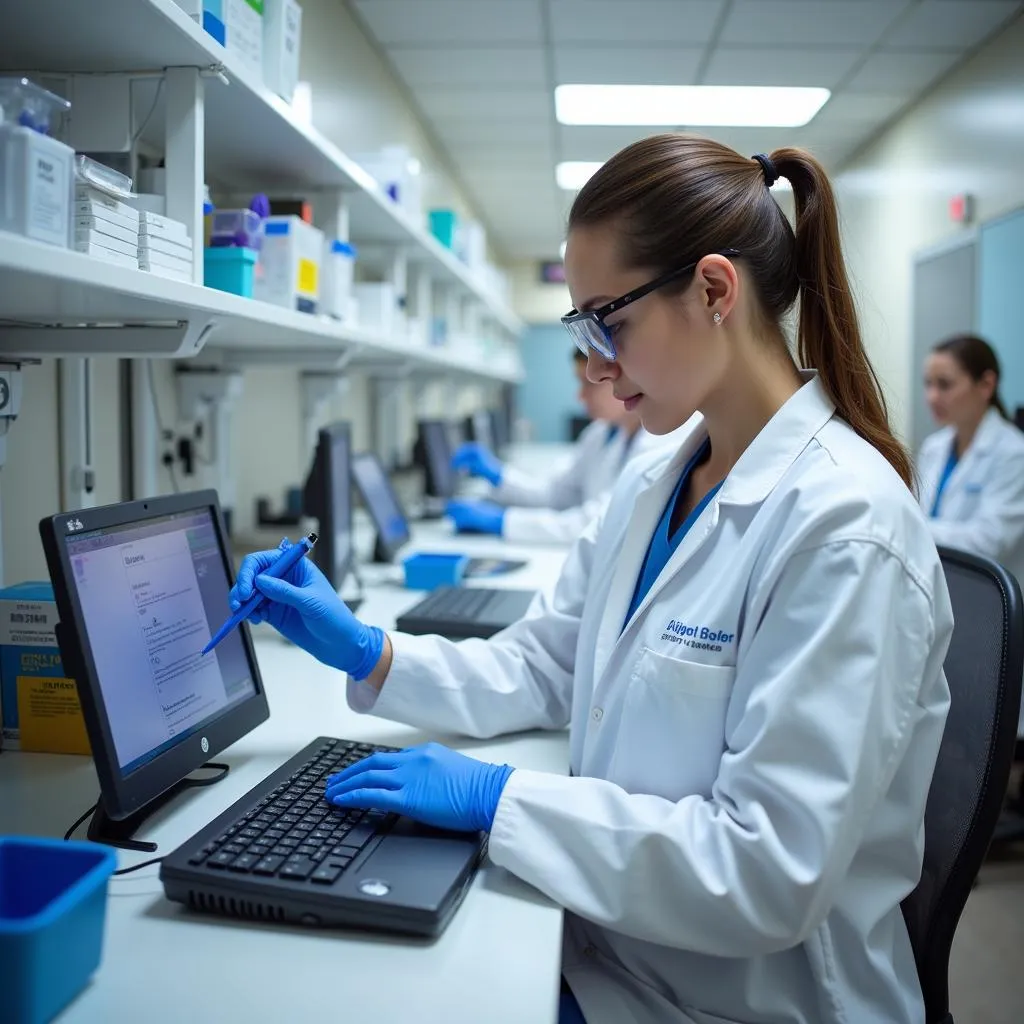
[918,407,1024,735]
[350,376,953,1024]
[495,421,669,545]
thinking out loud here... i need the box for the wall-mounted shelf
[0,0,524,338]
[0,233,522,382]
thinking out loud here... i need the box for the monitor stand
[86,761,230,853]
[372,532,394,564]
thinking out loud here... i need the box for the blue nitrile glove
[446,498,505,535]
[230,540,384,681]
[324,742,514,833]
[451,441,503,487]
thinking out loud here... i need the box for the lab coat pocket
[609,649,735,801]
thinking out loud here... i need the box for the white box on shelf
[353,281,398,335]
[74,241,138,269]
[225,0,264,81]
[138,211,190,242]
[73,213,139,248]
[459,221,487,270]
[126,192,166,216]
[0,124,73,248]
[353,145,423,223]
[254,215,322,312]
[73,226,138,258]
[263,0,302,102]
[320,239,356,320]
[140,260,193,283]
[74,192,140,226]
[139,250,192,274]
[139,234,193,262]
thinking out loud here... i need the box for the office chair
[900,547,1024,1024]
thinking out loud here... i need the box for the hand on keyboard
[445,498,505,536]
[231,540,384,681]
[324,742,514,833]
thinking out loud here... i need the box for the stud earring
[713,312,722,324]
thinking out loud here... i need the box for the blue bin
[0,837,117,1024]
[403,552,469,591]
[204,246,258,297]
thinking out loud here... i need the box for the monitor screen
[418,420,455,499]
[64,507,256,775]
[303,422,353,590]
[465,411,494,452]
[351,452,411,562]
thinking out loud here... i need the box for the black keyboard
[412,586,495,621]
[184,738,398,886]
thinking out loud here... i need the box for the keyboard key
[311,848,330,863]
[222,843,247,856]
[279,858,315,880]
[263,829,286,842]
[311,863,344,884]
[296,844,318,857]
[207,851,236,868]
[188,851,208,866]
[228,853,259,872]
[238,828,263,841]
[341,824,378,849]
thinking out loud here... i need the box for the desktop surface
[0,492,576,1023]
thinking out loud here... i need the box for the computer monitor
[302,421,353,591]
[351,452,412,562]
[488,408,509,453]
[464,411,495,453]
[416,419,455,500]
[38,490,269,848]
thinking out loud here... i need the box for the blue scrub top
[624,439,723,628]
[930,443,959,517]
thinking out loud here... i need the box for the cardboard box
[0,582,90,755]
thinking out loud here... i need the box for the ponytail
[772,148,913,488]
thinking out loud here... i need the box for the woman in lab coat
[235,135,952,1024]
[918,333,1024,736]
[446,348,671,544]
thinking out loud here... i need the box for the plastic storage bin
[402,553,469,591]
[210,208,263,249]
[255,215,323,313]
[321,239,356,320]
[204,246,258,297]
[428,209,458,250]
[0,836,117,1024]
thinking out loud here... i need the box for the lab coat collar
[640,372,836,507]
[970,407,1005,455]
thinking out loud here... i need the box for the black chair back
[901,547,1023,1023]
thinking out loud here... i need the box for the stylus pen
[202,533,318,655]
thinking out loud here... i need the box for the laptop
[39,490,484,938]
[395,586,536,641]
[351,450,527,579]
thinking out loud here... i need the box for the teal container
[0,836,117,1024]
[428,209,458,250]
[204,246,258,297]
[403,552,469,590]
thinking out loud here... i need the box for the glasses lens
[564,316,614,359]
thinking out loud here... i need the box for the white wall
[510,261,571,325]
[1,0,501,584]
[836,11,1024,440]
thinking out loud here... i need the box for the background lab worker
[447,348,661,544]
[233,135,953,1024]
[918,332,1024,734]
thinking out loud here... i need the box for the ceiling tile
[882,1,1022,50]
[549,0,725,44]
[352,1,543,45]
[720,1,910,46]
[843,50,963,92]
[814,91,911,125]
[387,46,546,88]
[558,125,663,162]
[553,46,704,85]
[702,46,864,87]
[415,88,551,121]
[434,118,553,147]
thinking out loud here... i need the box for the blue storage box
[204,246,258,297]
[0,836,117,1024]
[403,552,469,591]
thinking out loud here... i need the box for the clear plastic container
[0,78,70,136]
[74,155,135,200]
[210,208,263,249]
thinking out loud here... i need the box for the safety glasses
[561,248,741,360]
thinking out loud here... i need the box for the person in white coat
[918,332,1024,736]
[446,348,667,544]
[233,135,953,1024]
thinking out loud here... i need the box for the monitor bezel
[302,421,353,591]
[38,489,270,822]
[351,451,411,562]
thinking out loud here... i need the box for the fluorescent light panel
[556,161,603,190]
[555,84,830,127]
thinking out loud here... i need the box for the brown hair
[932,333,1008,418]
[567,133,913,487]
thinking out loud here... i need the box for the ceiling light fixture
[556,161,603,191]
[555,84,830,127]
